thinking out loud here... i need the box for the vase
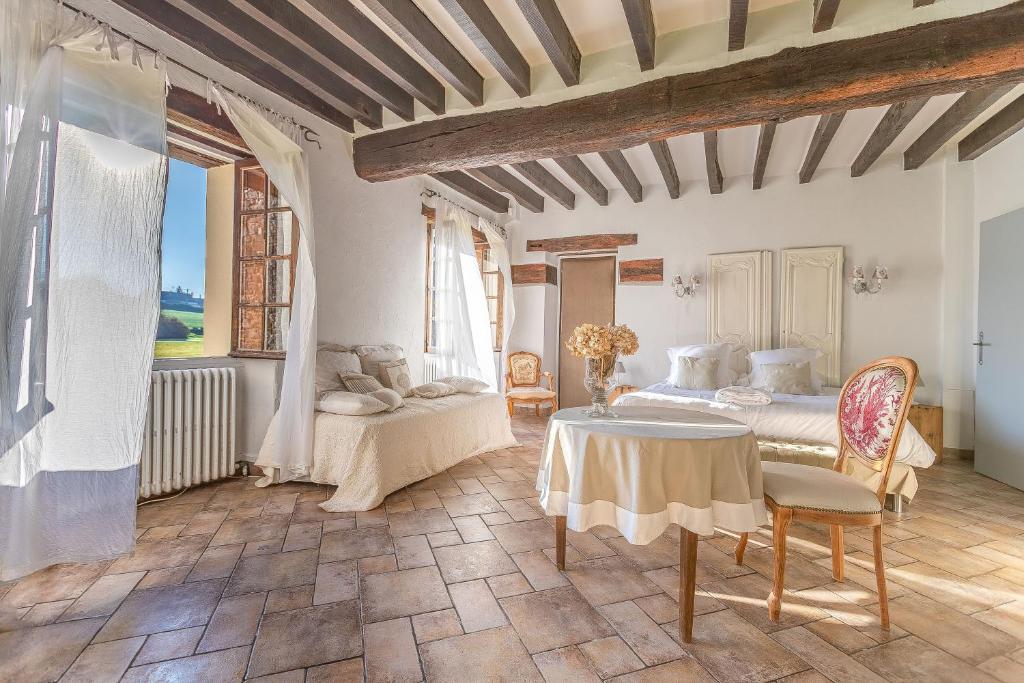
[583,354,617,417]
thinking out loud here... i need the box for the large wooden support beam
[729,0,750,51]
[440,0,531,96]
[959,93,1024,161]
[360,0,484,106]
[851,98,929,177]
[599,150,643,203]
[904,85,1015,169]
[752,122,776,190]
[553,156,609,206]
[914,1,935,6]
[528,233,637,253]
[620,0,656,71]
[167,87,248,152]
[648,140,680,199]
[354,3,1024,181]
[703,132,724,195]
[516,0,581,87]
[799,112,846,183]
[813,0,842,32]
[430,171,510,214]
[291,0,445,114]
[512,161,576,210]
[468,166,545,213]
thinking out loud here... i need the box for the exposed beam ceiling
[439,0,531,97]
[553,156,609,206]
[599,150,643,203]
[353,4,1024,181]
[168,123,246,159]
[904,85,1015,169]
[751,122,776,190]
[959,93,1024,161]
[620,0,656,71]
[511,161,576,210]
[799,112,846,183]
[467,166,545,213]
[166,87,249,152]
[430,171,510,213]
[813,0,842,33]
[515,0,580,87]
[360,0,484,106]
[729,1,750,52]
[648,140,680,199]
[290,0,445,114]
[851,98,929,177]
[703,132,724,195]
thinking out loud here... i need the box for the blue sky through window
[161,158,207,296]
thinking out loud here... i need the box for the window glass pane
[266,259,291,304]
[265,307,290,351]
[240,260,264,305]
[238,306,263,351]
[241,214,266,258]
[487,298,498,320]
[267,211,293,256]
[268,180,288,208]
[241,168,266,210]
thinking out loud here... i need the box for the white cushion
[353,344,404,378]
[339,372,385,394]
[671,356,719,390]
[507,387,556,399]
[316,391,389,416]
[750,348,823,393]
[368,388,404,411]
[750,361,815,395]
[379,358,414,398]
[315,347,361,396]
[411,381,457,399]
[666,343,737,388]
[762,461,882,514]
[438,376,488,394]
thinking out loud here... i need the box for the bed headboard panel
[780,246,844,387]
[706,250,772,355]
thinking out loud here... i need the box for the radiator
[140,367,237,499]
[423,354,443,383]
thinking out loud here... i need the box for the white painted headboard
[706,250,772,357]
[779,246,844,386]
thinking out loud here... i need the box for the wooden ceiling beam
[515,0,581,86]
[360,0,484,106]
[168,141,225,169]
[851,98,929,177]
[511,161,576,210]
[468,166,545,213]
[752,122,776,190]
[813,0,842,32]
[166,87,248,151]
[111,0,355,132]
[599,150,643,203]
[703,132,724,195]
[430,171,510,213]
[648,140,680,199]
[729,0,750,51]
[959,93,1024,161]
[290,0,445,114]
[439,0,531,97]
[353,4,1024,181]
[553,156,609,206]
[799,112,846,183]
[914,1,936,6]
[620,0,656,71]
[904,84,1014,169]
[168,123,246,159]
[229,0,413,121]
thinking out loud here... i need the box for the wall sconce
[672,274,702,298]
[850,265,888,295]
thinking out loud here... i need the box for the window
[155,158,208,359]
[232,159,298,358]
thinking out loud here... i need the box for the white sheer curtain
[0,1,167,580]
[208,87,318,487]
[478,216,515,390]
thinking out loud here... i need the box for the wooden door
[558,256,616,408]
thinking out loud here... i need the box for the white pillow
[314,347,361,396]
[368,388,404,411]
[750,348,823,393]
[750,361,815,395]
[316,391,389,416]
[339,372,385,394]
[666,343,737,388]
[353,344,404,378]
[437,376,488,394]
[671,356,719,390]
[379,358,413,398]
[411,382,457,399]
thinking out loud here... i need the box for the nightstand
[608,384,639,404]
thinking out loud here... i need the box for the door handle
[972,331,991,366]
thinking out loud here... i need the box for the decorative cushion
[671,356,719,390]
[368,388,404,411]
[840,365,908,462]
[339,372,385,394]
[378,358,414,398]
[411,381,457,399]
[507,387,556,400]
[750,348,823,392]
[315,347,361,396]
[316,391,389,416]
[353,344,404,378]
[762,461,882,514]
[750,361,815,395]
[666,343,737,388]
[438,376,488,394]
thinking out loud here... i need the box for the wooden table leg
[555,515,567,570]
[680,529,698,643]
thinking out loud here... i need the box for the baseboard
[942,447,974,461]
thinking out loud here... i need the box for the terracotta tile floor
[4,414,1024,681]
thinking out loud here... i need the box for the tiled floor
[3,415,1024,682]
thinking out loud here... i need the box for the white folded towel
[715,385,773,406]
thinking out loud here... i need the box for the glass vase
[583,355,617,417]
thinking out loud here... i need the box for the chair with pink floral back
[505,351,558,417]
[733,356,918,630]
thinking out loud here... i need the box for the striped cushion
[339,372,385,395]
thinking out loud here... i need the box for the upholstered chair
[505,351,558,417]
[734,356,919,629]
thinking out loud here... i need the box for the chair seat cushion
[762,461,882,514]
[507,387,556,400]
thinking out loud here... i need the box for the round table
[536,405,767,642]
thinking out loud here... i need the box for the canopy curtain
[0,0,167,580]
[478,216,515,391]
[209,86,318,487]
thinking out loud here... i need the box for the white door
[975,207,1024,490]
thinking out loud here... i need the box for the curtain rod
[60,1,321,147]
[421,189,508,239]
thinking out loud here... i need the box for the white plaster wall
[508,159,945,405]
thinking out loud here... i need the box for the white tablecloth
[537,406,768,544]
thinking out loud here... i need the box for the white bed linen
[615,383,936,468]
[310,392,518,511]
